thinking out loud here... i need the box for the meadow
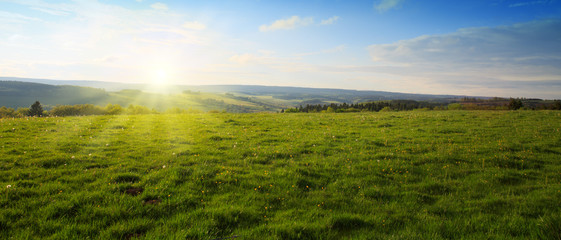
[1,111,560,239]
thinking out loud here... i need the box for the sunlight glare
[152,69,169,87]
[146,67,175,93]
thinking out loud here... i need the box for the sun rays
[153,69,169,87]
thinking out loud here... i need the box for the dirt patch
[125,187,144,196]
[143,199,162,205]
[125,233,144,240]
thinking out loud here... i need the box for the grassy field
[1,111,560,239]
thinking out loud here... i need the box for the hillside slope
[1,77,471,112]
[0,81,276,112]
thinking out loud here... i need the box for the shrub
[447,103,463,110]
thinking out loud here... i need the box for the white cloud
[374,0,405,12]
[321,16,340,25]
[0,11,42,23]
[150,2,168,11]
[2,0,74,16]
[228,53,288,66]
[0,0,219,85]
[31,7,71,16]
[8,34,29,42]
[227,52,311,73]
[259,16,314,32]
[367,19,561,98]
[229,54,261,64]
[93,56,119,63]
[325,45,346,53]
[509,1,549,8]
[369,20,561,67]
[296,45,346,56]
[183,21,206,30]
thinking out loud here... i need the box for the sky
[1,0,560,99]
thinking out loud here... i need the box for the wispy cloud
[31,7,71,16]
[0,0,216,84]
[183,21,206,30]
[321,16,340,25]
[295,45,346,56]
[0,11,41,23]
[374,0,405,12]
[229,54,264,64]
[509,1,550,7]
[93,56,120,63]
[227,51,314,74]
[367,19,561,98]
[259,16,314,32]
[368,20,561,67]
[150,2,168,11]
[3,0,74,16]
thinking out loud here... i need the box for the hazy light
[155,69,168,85]
[147,68,173,93]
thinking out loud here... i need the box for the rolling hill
[0,81,275,112]
[0,77,471,113]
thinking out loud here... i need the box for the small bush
[379,106,392,112]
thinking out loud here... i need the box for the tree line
[2,98,560,118]
[0,101,254,118]
[282,98,561,113]
[283,100,446,113]
[0,101,201,118]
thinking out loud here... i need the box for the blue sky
[1,0,560,98]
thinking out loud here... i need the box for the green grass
[1,111,560,239]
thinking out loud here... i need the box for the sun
[151,69,169,87]
[145,62,179,93]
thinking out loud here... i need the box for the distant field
[1,111,560,239]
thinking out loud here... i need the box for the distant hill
[0,77,145,92]
[187,85,467,103]
[0,81,277,112]
[0,77,473,108]
[0,81,109,108]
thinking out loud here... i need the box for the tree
[105,104,123,115]
[28,101,44,117]
[508,98,523,110]
[551,100,561,110]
